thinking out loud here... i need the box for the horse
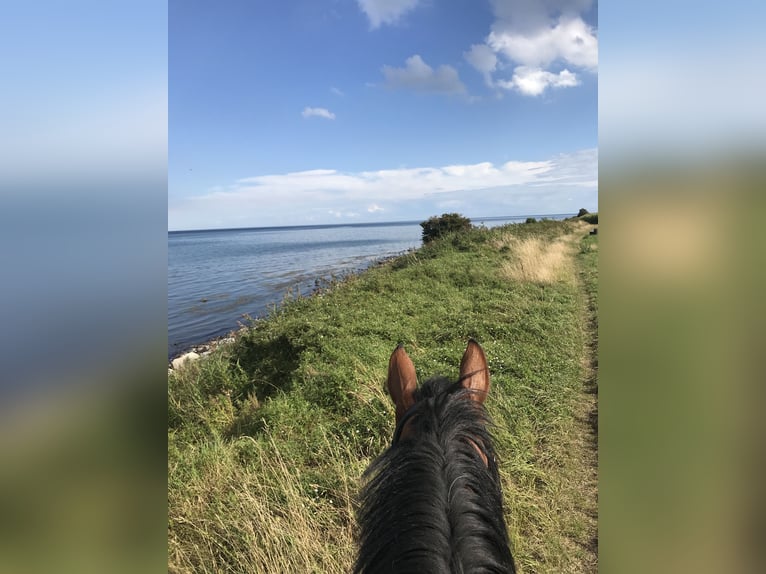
[354,339,516,573]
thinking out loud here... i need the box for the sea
[168,214,574,358]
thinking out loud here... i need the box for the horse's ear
[387,345,418,423]
[459,339,490,403]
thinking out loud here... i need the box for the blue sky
[169,0,598,230]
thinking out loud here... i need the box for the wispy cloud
[465,0,597,97]
[329,209,360,218]
[330,87,345,97]
[464,44,498,87]
[168,149,597,230]
[382,55,466,95]
[356,0,422,29]
[301,107,336,120]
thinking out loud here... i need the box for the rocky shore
[168,249,417,373]
[168,332,238,372]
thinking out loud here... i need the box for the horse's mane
[354,376,516,573]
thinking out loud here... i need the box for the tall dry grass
[169,430,362,573]
[498,235,578,285]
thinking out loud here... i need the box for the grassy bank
[168,219,598,573]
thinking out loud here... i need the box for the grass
[496,234,579,285]
[168,219,599,573]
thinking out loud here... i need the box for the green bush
[577,208,590,217]
[525,217,537,224]
[420,213,472,243]
[580,212,598,224]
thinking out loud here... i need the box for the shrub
[525,217,537,224]
[420,213,472,243]
[577,208,590,217]
[580,213,598,224]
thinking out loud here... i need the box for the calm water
[168,215,573,357]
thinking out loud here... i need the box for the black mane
[354,376,516,573]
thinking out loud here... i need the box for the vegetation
[577,208,590,217]
[525,217,537,224]
[419,212,472,243]
[168,219,598,573]
[579,212,598,224]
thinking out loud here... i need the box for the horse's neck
[357,389,515,573]
[358,440,512,573]
[358,444,453,572]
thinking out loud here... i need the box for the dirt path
[495,223,599,573]
[569,228,599,572]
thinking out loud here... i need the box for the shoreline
[168,248,415,367]
[168,214,583,364]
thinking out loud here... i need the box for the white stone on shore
[171,352,200,370]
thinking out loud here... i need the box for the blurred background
[0,2,168,572]
[600,2,766,572]
[1,1,764,572]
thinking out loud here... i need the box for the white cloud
[466,1,597,97]
[529,147,597,186]
[168,149,597,230]
[382,55,466,95]
[301,107,336,120]
[357,0,421,29]
[330,87,345,97]
[488,15,597,71]
[497,66,579,96]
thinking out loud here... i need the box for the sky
[168,0,598,230]
[599,1,766,162]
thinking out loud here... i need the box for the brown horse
[354,339,516,573]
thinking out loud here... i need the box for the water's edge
[168,215,577,362]
[168,249,409,363]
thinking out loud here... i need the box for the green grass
[168,219,598,573]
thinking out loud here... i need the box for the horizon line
[168,212,580,234]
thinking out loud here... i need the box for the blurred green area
[601,157,766,574]
[0,360,167,574]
